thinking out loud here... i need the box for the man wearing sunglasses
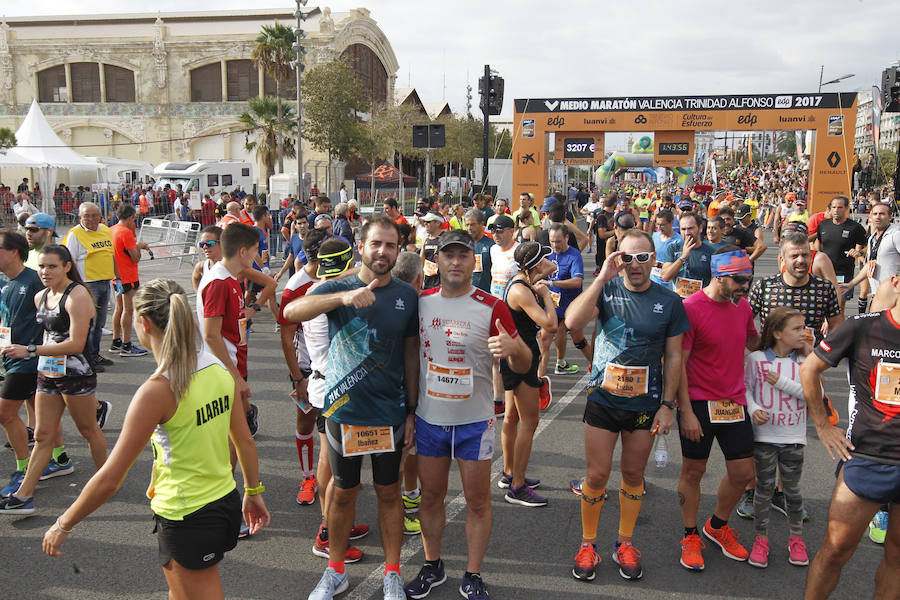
[677,247,761,572]
[565,229,689,582]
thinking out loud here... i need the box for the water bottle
[654,435,668,469]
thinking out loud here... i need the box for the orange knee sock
[580,483,607,541]
[618,481,645,539]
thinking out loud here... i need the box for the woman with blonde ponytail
[41,278,269,600]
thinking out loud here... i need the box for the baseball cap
[517,244,552,270]
[420,212,444,223]
[735,204,752,219]
[487,215,515,231]
[782,221,808,235]
[540,197,559,212]
[25,212,57,236]
[677,198,694,210]
[437,230,475,252]
[314,213,332,225]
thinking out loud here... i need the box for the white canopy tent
[0,100,96,216]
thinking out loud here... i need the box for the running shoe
[702,519,748,561]
[572,542,600,581]
[497,472,541,490]
[0,494,33,514]
[0,471,24,497]
[246,404,259,437]
[101,327,113,336]
[612,540,643,580]
[788,536,809,566]
[748,535,769,568]
[4,426,34,450]
[869,510,888,544]
[308,567,348,600]
[771,490,809,521]
[349,523,369,540]
[504,485,548,507]
[459,572,490,600]
[554,361,580,375]
[297,475,317,505]
[238,521,251,539]
[383,572,404,600]
[570,478,584,496]
[96,400,111,429]
[40,459,74,480]
[679,533,705,571]
[402,491,421,513]
[109,338,122,352]
[93,354,114,367]
[119,342,149,357]
[312,525,363,562]
[539,376,551,410]
[736,489,755,520]
[493,401,504,416]
[404,514,422,535]
[404,560,446,599]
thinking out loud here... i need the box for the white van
[152,159,253,196]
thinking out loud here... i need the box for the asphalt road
[0,226,878,600]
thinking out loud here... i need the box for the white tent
[0,100,96,215]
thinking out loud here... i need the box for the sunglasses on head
[620,252,653,264]
[198,240,219,249]
[728,274,752,285]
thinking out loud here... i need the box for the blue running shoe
[459,572,491,600]
[40,459,74,481]
[405,560,446,599]
[0,494,34,514]
[869,510,888,544]
[308,567,348,600]
[0,471,24,497]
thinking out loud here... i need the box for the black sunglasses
[728,275,752,285]
[621,252,653,264]
[198,240,219,249]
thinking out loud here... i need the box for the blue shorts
[415,416,495,461]
[839,457,900,505]
[640,217,649,223]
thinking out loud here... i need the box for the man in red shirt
[382,198,407,225]
[109,203,150,357]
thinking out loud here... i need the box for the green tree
[0,128,15,153]
[876,148,897,185]
[301,59,370,196]
[251,22,296,175]
[358,102,420,205]
[776,131,798,157]
[239,96,297,182]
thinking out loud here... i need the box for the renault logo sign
[827,151,841,168]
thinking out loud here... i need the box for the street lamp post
[292,0,308,200]
[818,67,855,93]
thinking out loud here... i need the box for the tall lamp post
[292,0,308,199]
[818,67,854,93]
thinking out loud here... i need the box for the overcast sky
[5,0,898,122]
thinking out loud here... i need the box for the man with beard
[661,212,716,298]
[677,248,761,572]
[23,213,56,271]
[287,216,419,600]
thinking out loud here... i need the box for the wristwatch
[26,344,37,359]
[660,400,676,410]
[249,303,261,312]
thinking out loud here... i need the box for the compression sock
[618,481,645,539]
[710,514,728,530]
[296,432,315,477]
[580,483,607,541]
[52,446,68,464]
[16,458,28,471]
[404,488,420,499]
[328,560,345,574]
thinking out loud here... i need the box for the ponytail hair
[133,279,199,402]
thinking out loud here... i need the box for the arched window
[226,60,258,101]
[191,63,222,102]
[37,65,67,103]
[340,44,387,104]
[105,65,135,102]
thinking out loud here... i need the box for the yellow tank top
[148,351,237,520]
[66,224,115,281]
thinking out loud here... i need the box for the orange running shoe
[312,524,364,562]
[539,376,552,410]
[612,540,643,580]
[679,533,706,571]
[572,542,600,581]
[296,475,317,505]
[702,519,749,561]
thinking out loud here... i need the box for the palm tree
[240,96,297,182]
[251,22,296,174]
[0,128,15,153]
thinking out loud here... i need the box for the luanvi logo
[544,100,559,111]
[634,114,647,124]
[827,152,841,168]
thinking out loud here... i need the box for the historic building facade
[0,7,399,187]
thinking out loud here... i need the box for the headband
[711,250,753,277]
[316,246,353,278]
[518,245,551,270]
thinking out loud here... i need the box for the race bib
[601,362,649,398]
[549,291,561,308]
[238,317,248,346]
[490,280,506,298]
[0,327,10,347]
[650,266,663,279]
[425,363,473,401]
[836,275,845,284]
[340,424,395,457]
[803,327,816,345]
[474,254,483,273]
[290,389,313,414]
[675,277,702,298]
[38,355,66,378]
[708,399,745,423]
[423,260,438,277]
[262,250,270,264]
[874,362,900,406]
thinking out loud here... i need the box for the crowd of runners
[0,158,898,600]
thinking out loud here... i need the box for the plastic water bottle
[654,435,668,469]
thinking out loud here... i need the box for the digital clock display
[658,142,690,155]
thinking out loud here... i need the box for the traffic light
[479,73,504,116]
[883,65,900,112]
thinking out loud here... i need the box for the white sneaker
[308,567,348,600]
